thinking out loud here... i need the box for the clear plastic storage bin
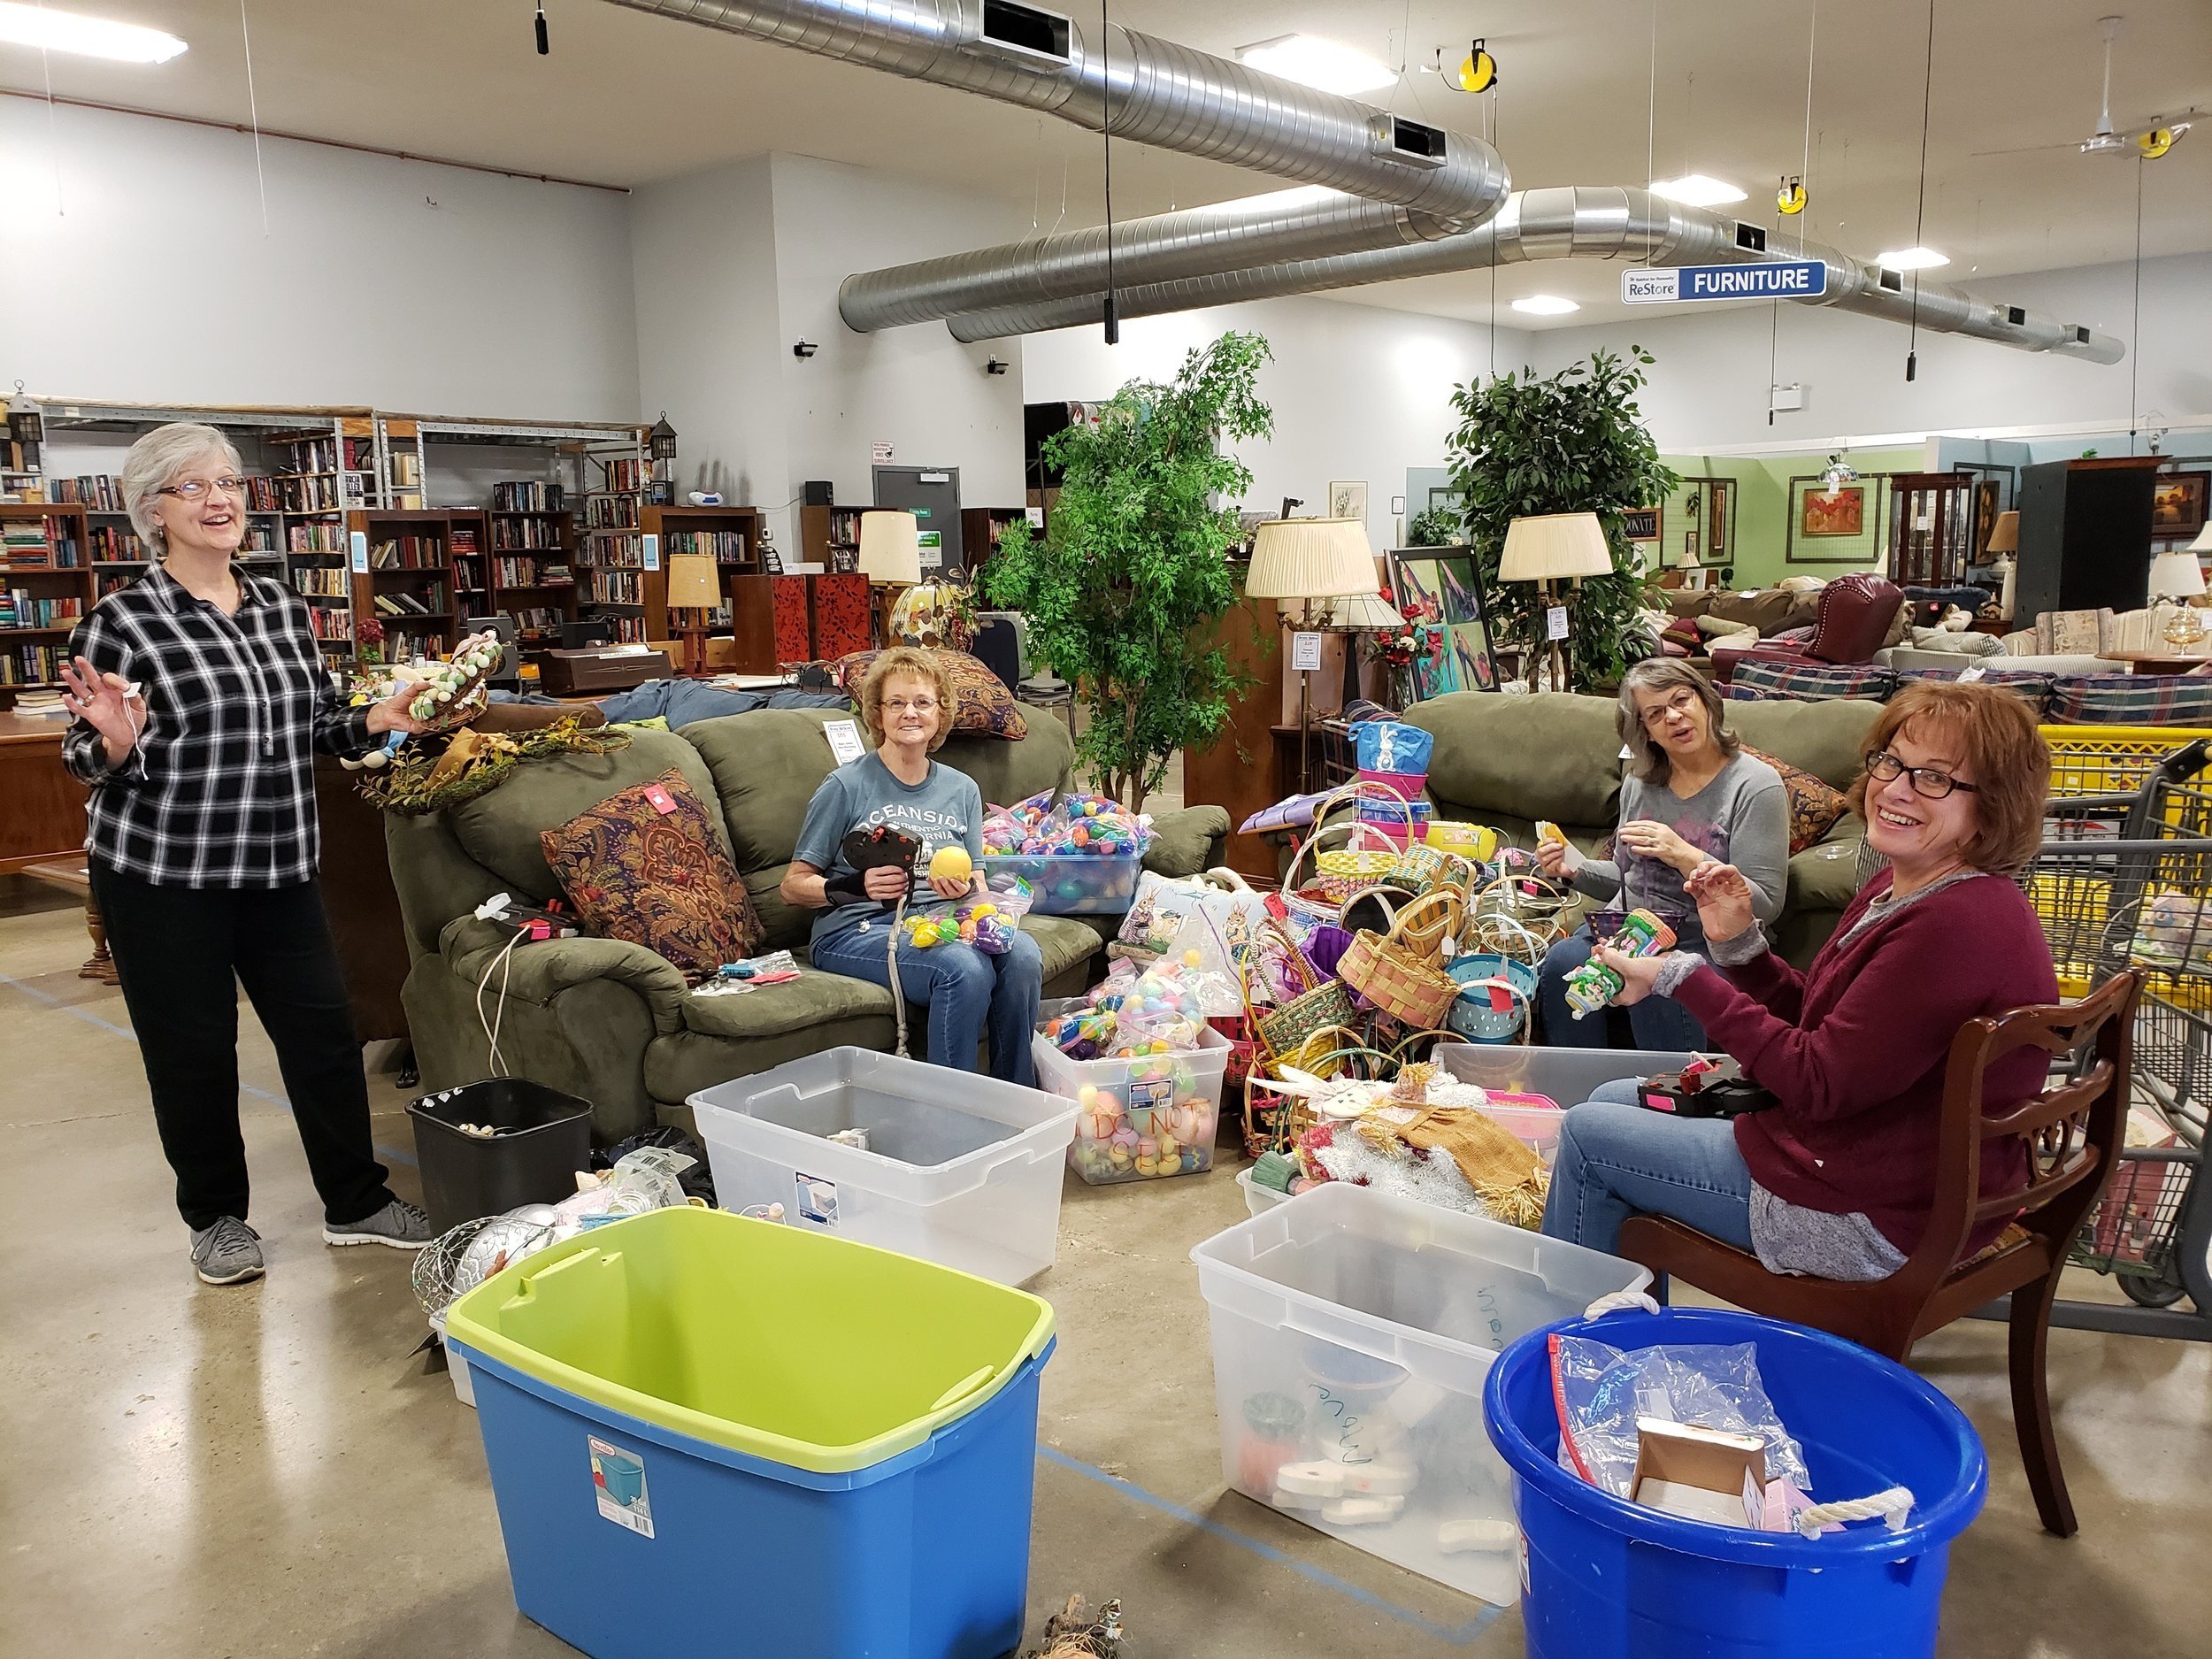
[1033,1010,1231,1186]
[1435,1042,1699,1162]
[691,1048,1078,1285]
[1190,1181,1652,1607]
[979,852,1143,914]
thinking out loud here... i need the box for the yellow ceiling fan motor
[1777,175,1807,216]
[1457,38,1498,94]
[2138,126,2178,159]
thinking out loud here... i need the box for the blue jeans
[810,920,1044,1087]
[1540,1079,1755,1258]
[1536,926,1709,1052]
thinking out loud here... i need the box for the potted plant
[1440,349,1678,691]
[983,332,1272,813]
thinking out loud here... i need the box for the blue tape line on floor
[0,966,417,1167]
[1036,1444,1506,1646]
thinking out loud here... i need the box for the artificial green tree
[1441,349,1678,690]
[983,331,1272,813]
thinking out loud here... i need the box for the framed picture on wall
[1386,546,1499,698]
[1329,480,1369,522]
[1801,486,1864,537]
[1623,506,1662,542]
[2152,471,2209,540]
[1786,474,1893,565]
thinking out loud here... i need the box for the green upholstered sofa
[1401,692,1883,968]
[385,708,1229,1141]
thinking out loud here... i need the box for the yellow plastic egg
[928,844,973,884]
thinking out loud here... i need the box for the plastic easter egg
[1077,1084,1098,1108]
[928,844,973,885]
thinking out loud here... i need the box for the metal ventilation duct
[602,0,1510,222]
[840,188,1469,333]
[935,187,2126,365]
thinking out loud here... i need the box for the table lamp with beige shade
[2148,543,2208,648]
[1985,510,2019,620]
[856,509,924,647]
[661,553,722,676]
[1498,511,1615,692]
[1245,516,1381,789]
[1315,587,1406,710]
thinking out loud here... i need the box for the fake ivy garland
[356,718,632,817]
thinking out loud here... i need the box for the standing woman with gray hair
[58,423,434,1286]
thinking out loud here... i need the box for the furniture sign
[1624,262,1828,303]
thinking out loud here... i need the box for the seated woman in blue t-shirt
[784,647,1044,1085]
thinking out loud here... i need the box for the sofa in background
[386,709,1230,1141]
[1402,691,1879,967]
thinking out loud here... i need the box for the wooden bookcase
[647,504,763,642]
[481,498,579,650]
[959,506,1027,580]
[799,503,867,572]
[0,503,92,706]
[346,509,484,662]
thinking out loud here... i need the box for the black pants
[90,861,395,1232]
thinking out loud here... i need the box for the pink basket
[1355,768,1430,848]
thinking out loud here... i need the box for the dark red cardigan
[1672,869,2059,1257]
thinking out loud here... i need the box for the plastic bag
[1355,720,1434,776]
[1549,1335,1812,1500]
[1119,872,1212,954]
[904,879,1034,955]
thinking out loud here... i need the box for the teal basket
[1448,954,1537,1043]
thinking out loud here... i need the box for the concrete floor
[4,873,2210,1658]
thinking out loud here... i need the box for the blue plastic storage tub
[980,851,1142,914]
[446,1207,1056,1659]
[1482,1307,1987,1659]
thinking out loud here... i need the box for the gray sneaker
[190,1217,265,1285]
[323,1198,435,1250]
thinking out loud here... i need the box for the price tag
[1025,506,1045,527]
[1958,663,1987,682]
[1291,631,1325,672]
[641,533,660,572]
[825,718,866,764]
[1547,605,1571,641]
[349,530,369,573]
[641,783,678,816]
[918,529,943,570]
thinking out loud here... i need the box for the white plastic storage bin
[691,1047,1079,1286]
[1190,1182,1651,1607]
[1434,1042,1701,1164]
[1237,1166,1289,1217]
[1033,1011,1231,1186]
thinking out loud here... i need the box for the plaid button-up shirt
[63,564,375,887]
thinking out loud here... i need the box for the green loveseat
[385,708,1229,1141]
[1402,692,1882,966]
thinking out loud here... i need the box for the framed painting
[1328,480,1369,522]
[2153,472,2209,540]
[1786,474,1893,566]
[1386,546,1499,698]
[1801,486,1864,537]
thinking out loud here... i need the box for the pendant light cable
[240,0,269,236]
[1101,0,1118,345]
[2130,154,2145,449]
[1799,0,1817,248]
[1645,0,1658,260]
[35,1,62,215]
[1905,0,1936,382]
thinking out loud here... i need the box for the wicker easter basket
[1337,888,1463,1030]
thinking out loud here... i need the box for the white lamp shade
[856,511,923,584]
[2189,523,2212,555]
[662,553,721,609]
[2149,547,2208,598]
[1498,511,1616,582]
[1245,517,1378,601]
[1671,537,1701,569]
[1318,589,1404,629]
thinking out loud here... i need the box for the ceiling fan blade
[1969,141,2078,157]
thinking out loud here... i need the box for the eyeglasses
[1865,749,1979,799]
[1639,688,1702,729]
[882,697,941,715]
[155,476,246,501]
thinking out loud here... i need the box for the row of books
[392,453,422,488]
[382,627,446,661]
[493,557,571,587]
[452,526,480,556]
[370,535,446,570]
[50,474,125,511]
[602,458,651,494]
[511,606,564,641]
[289,523,349,553]
[90,525,148,563]
[3,521,81,568]
[493,480,565,512]
[582,537,646,571]
[596,613,649,643]
[373,589,443,618]
[96,572,141,600]
[583,495,640,529]
[308,610,354,643]
[273,434,376,475]
[667,530,750,563]
[0,590,84,627]
[0,642,67,684]
[491,518,567,550]
[295,569,351,598]
[588,570,645,605]
[278,473,368,513]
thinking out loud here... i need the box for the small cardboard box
[1630,1417,1768,1527]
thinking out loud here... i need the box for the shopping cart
[2014,735,2212,1340]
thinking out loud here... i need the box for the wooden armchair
[1618,969,2144,1537]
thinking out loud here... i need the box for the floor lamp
[1499,511,1615,693]
[857,510,923,647]
[1245,517,1383,790]
[662,553,722,677]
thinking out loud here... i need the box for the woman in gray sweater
[1533,659,1789,1049]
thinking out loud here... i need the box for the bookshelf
[345,509,481,662]
[799,503,867,572]
[646,503,763,637]
[483,482,578,649]
[0,503,92,704]
[579,452,656,643]
[961,506,1028,581]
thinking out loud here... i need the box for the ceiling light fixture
[1649,173,1747,207]
[1511,295,1581,316]
[0,2,187,63]
[1236,35,1396,96]
[1878,245,1948,272]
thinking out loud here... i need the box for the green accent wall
[1657,449,1923,589]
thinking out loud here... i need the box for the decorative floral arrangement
[1362,592,1440,705]
[355,614,387,668]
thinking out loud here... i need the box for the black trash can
[408,1079,595,1233]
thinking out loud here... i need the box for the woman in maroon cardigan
[1540,682,2057,1280]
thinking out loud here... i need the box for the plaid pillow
[2047,674,2212,726]
[1740,745,1849,856]
[1731,659,1898,703]
[1895,666,2056,718]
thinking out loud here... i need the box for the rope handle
[1794,1486,1916,1535]
[1584,1289,1663,1318]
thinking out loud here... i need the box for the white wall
[0,99,640,419]
[1022,296,1530,549]
[1519,253,2212,455]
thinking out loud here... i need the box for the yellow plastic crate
[2040,725,2212,800]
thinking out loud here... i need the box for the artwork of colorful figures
[1387,549,1500,699]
